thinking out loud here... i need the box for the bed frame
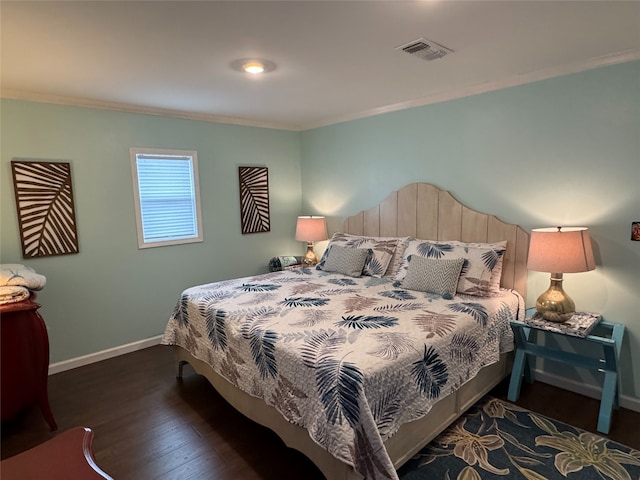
[174,182,529,479]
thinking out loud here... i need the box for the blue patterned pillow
[395,239,507,296]
[322,245,371,277]
[401,256,464,298]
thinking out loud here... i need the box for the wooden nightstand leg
[598,370,618,434]
[508,348,527,402]
[610,323,625,410]
[523,328,536,384]
[508,324,534,402]
[596,323,624,434]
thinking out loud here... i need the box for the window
[130,148,203,248]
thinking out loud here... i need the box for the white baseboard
[533,368,640,413]
[48,335,163,375]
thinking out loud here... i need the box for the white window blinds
[130,148,203,248]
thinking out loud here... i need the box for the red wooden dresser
[1,297,57,430]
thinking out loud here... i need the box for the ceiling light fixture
[243,62,264,74]
[231,58,277,75]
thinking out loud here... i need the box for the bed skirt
[172,345,513,480]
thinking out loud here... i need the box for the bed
[162,182,529,480]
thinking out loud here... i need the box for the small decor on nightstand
[524,311,602,338]
[268,256,302,272]
[527,226,596,323]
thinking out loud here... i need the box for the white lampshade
[295,216,327,242]
[527,227,595,273]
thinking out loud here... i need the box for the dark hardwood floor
[2,345,639,479]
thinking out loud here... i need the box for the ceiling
[2,1,639,131]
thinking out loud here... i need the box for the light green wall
[300,61,640,402]
[2,61,638,405]
[1,100,302,362]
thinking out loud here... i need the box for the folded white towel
[0,285,31,305]
[0,264,46,290]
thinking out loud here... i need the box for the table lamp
[295,216,327,266]
[527,226,595,323]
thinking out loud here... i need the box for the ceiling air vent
[396,38,453,61]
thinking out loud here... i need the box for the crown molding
[0,89,300,131]
[3,50,638,132]
[302,50,640,131]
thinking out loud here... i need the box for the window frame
[130,147,204,249]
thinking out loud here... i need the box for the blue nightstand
[508,308,625,434]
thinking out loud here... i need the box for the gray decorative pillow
[322,245,370,277]
[317,233,399,277]
[401,255,464,298]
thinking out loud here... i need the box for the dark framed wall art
[238,166,270,234]
[11,160,80,258]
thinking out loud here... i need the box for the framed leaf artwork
[238,166,270,234]
[11,160,80,258]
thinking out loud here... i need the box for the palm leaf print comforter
[162,268,524,480]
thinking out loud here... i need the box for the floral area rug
[398,396,640,480]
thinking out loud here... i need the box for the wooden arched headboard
[342,183,529,297]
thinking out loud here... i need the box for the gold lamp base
[302,242,319,267]
[535,273,575,323]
